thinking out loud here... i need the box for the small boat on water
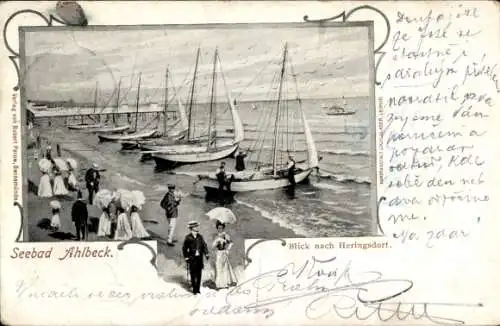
[196,42,318,194]
[149,47,244,168]
[323,96,355,116]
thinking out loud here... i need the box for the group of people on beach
[37,145,79,199]
[160,183,238,293]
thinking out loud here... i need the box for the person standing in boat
[46,145,53,161]
[85,163,101,205]
[216,162,228,191]
[235,150,247,172]
[287,155,296,186]
[182,221,209,295]
[160,184,181,246]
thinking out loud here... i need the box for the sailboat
[119,68,189,149]
[98,73,158,142]
[68,82,106,130]
[148,47,244,168]
[196,43,318,193]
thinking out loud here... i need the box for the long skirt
[114,213,133,240]
[214,249,238,289]
[97,212,112,237]
[38,174,53,198]
[53,175,69,196]
[67,172,78,191]
[130,212,149,238]
[50,214,61,229]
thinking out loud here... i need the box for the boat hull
[85,124,130,133]
[68,123,103,130]
[98,129,157,142]
[199,168,312,192]
[326,112,355,116]
[152,143,239,168]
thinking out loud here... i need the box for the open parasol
[49,200,61,210]
[93,189,114,210]
[53,157,69,171]
[38,158,52,173]
[131,190,146,209]
[119,190,136,211]
[66,157,78,170]
[206,207,237,224]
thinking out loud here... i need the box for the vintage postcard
[0,1,499,325]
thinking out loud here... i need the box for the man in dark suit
[160,184,181,246]
[85,163,100,205]
[71,190,88,241]
[235,150,247,171]
[182,221,209,295]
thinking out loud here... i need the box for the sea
[35,96,375,238]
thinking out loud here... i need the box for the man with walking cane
[182,221,209,295]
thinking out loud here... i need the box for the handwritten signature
[226,256,481,324]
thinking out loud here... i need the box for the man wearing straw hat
[85,163,101,205]
[160,184,181,246]
[182,221,209,295]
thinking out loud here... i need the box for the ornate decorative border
[6,2,390,270]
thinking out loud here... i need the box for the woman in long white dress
[212,221,238,289]
[97,206,112,238]
[114,207,133,240]
[52,164,69,196]
[130,205,150,238]
[38,171,53,198]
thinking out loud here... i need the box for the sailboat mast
[272,43,287,177]
[93,81,98,113]
[207,48,218,149]
[163,68,169,134]
[134,73,142,132]
[187,48,201,140]
[114,79,121,125]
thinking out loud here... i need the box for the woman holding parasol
[37,158,53,198]
[129,190,150,239]
[207,207,238,289]
[66,158,79,192]
[52,158,69,196]
[94,189,113,238]
[114,190,134,240]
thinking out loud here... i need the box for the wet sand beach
[26,128,299,284]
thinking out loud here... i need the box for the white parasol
[49,200,61,210]
[93,189,114,210]
[131,190,146,209]
[66,158,78,170]
[53,157,69,171]
[119,190,136,211]
[206,207,237,224]
[38,158,52,173]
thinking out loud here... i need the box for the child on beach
[49,200,61,232]
[130,205,150,239]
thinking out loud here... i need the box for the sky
[23,24,371,104]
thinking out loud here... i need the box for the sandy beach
[26,126,300,286]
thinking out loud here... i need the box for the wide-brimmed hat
[168,184,175,189]
[188,221,199,229]
[92,163,99,168]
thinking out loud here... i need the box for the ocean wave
[152,184,189,197]
[319,149,369,157]
[115,173,145,186]
[235,199,312,237]
[316,173,371,185]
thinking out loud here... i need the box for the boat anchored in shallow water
[149,47,244,168]
[323,97,355,116]
[196,42,319,194]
